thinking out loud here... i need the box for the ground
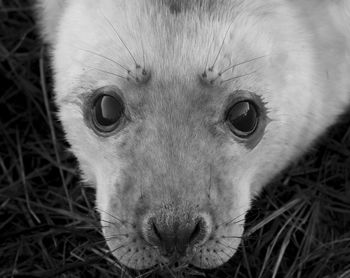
[0,1,350,278]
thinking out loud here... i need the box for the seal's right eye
[88,87,125,134]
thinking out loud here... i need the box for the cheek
[96,159,145,222]
[61,125,129,215]
[225,172,252,219]
[93,161,121,213]
[210,154,253,223]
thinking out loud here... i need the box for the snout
[102,198,244,270]
[141,209,213,264]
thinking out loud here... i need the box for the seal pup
[36,0,350,270]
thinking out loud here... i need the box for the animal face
[42,0,350,271]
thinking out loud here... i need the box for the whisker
[104,233,131,241]
[96,207,134,227]
[102,13,139,67]
[218,247,235,262]
[219,234,252,249]
[216,240,238,252]
[232,218,246,225]
[213,250,226,266]
[78,224,110,230]
[89,239,111,246]
[106,242,128,254]
[78,48,130,72]
[221,71,257,83]
[89,246,120,263]
[123,251,138,278]
[122,251,137,277]
[209,22,233,70]
[220,235,244,239]
[119,247,133,264]
[141,37,146,71]
[216,211,246,228]
[135,267,153,278]
[220,55,266,75]
[99,218,121,225]
[100,240,131,258]
[87,66,129,80]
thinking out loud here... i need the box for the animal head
[41,0,350,270]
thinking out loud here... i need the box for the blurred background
[0,1,350,277]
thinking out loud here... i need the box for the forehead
[54,0,273,106]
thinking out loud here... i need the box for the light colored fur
[37,0,350,270]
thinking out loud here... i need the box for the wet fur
[37,0,350,270]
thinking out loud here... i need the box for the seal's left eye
[91,93,124,133]
[226,100,258,138]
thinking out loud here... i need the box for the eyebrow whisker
[221,71,257,83]
[101,12,140,67]
[86,66,129,80]
[78,48,131,72]
[209,22,233,70]
[220,55,266,75]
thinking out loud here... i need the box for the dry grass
[1,1,350,277]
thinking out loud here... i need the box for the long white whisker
[220,55,266,75]
[78,48,130,72]
[221,71,257,83]
[209,22,233,70]
[101,12,139,67]
[86,66,129,80]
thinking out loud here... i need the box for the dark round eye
[226,101,258,137]
[92,93,124,132]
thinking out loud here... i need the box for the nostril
[142,216,163,245]
[189,221,202,243]
[189,217,210,245]
[151,221,162,241]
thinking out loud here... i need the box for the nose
[142,211,212,259]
